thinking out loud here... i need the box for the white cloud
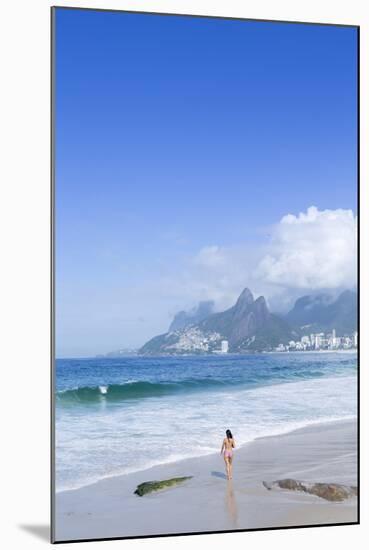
[255,206,357,290]
[160,244,257,312]
[159,206,357,315]
[144,205,358,333]
[194,245,228,269]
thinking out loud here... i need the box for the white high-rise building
[315,333,324,349]
[221,340,229,353]
[331,328,337,348]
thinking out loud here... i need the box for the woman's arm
[232,438,236,448]
[220,439,225,454]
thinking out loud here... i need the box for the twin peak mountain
[141,288,294,354]
[140,287,357,354]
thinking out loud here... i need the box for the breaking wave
[56,378,229,404]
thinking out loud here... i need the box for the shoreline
[55,417,357,541]
[56,415,356,495]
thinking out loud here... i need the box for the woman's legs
[229,457,233,479]
[224,457,230,479]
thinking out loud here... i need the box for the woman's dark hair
[226,429,233,439]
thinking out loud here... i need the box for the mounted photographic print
[51,7,359,543]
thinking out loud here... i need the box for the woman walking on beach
[221,429,235,480]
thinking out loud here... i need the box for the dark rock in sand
[262,479,357,502]
[134,476,193,497]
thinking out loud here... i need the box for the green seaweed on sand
[134,476,193,496]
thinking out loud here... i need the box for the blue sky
[55,9,357,357]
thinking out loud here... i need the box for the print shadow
[18,524,50,542]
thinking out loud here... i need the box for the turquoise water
[55,352,357,492]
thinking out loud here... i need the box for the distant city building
[332,329,339,349]
[314,333,324,349]
[274,327,357,353]
[275,344,286,352]
[221,340,229,353]
[354,331,358,347]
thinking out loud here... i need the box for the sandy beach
[54,418,357,541]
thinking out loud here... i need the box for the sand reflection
[225,480,238,527]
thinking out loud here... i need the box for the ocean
[55,352,357,492]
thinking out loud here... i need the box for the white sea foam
[55,374,357,492]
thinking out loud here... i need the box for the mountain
[140,288,296,355]
[285,290,357,335]
[169,300,215,332]
[198,289,267,345]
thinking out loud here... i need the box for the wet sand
[54,418,357,542]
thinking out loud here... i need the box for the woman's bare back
[223,437,235,451]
